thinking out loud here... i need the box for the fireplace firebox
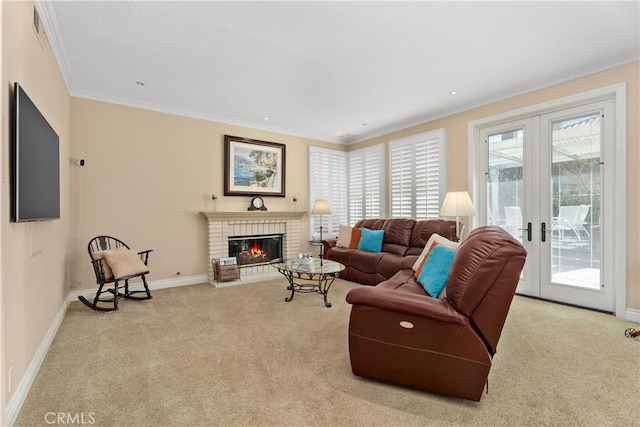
[228,234,283,267]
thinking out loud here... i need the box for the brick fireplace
[200,211,306,286]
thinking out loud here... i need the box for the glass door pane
[550,113,601,290]
[487,128,524,243]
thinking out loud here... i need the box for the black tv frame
[12,82,60,222]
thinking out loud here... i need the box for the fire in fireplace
[228,234,283,267]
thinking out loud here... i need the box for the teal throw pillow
[357,228,384,253]
[416,244,456,297]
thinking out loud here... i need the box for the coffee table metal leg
[283,270,295,302]
[277,270,339,307]
[320,273,337,308]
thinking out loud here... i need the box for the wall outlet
[8,366,13,393]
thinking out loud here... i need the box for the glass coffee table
[271,259,345,307]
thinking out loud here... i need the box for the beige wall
[69,99,343,288]
[351,62,640,311]
[1,1,638,421]
[0,0,4,422]
[1,0,71,410]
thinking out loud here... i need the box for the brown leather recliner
[345,226,527,401]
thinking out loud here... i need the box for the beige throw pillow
[91,247,125,280]
[102,249,149,280]
[336,225,362,248]
[336,225,354,248]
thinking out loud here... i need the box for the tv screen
[12,82,60,222]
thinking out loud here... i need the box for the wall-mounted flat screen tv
[12,82,60,222]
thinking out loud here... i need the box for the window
[348,144,384,224]
[308,147,347,239]
[389,129,446,219]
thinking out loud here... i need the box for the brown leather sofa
[345,226,527,401]
[322,218,457,285]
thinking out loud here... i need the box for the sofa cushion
[324,246,352,267]
[416,244,456,297]
[382,218,416,247]
[377,269,427,295]
[351,249,384,274]
[355,219,386,231]
[409,220,458,254]
[358,228,384,253]
[377,253,406,280]
[446,226,527,317]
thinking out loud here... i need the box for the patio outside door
[479,99,615,312]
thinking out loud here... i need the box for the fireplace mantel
[200,211,307,221]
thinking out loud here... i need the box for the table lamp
[311,199,331,265]
[440,191,476,242]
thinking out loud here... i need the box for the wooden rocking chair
[78,236,153,312]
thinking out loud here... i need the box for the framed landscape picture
[223,135,286,197]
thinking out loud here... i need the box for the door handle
[541,222,547,242]
[520,222,532,242]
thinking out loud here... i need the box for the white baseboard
[626,308,640,324]
[67,274,208,302]
[6,300,68,427]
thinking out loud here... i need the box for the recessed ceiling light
[136,81,146,86]
[263,117,269,121]
[449,90,457,95]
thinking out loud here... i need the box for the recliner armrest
[346,286,467,326]
[322,238,337,251]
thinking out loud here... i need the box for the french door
[478,99,615,312]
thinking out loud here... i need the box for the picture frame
[223,135,286,197]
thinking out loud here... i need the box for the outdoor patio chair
[554,205,590,241]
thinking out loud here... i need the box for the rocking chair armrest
[137,249,153,266]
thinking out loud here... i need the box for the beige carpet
[15,278,640,426]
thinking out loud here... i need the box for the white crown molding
[69,88,346,145]
[34,0,75,94]
[349,54,639,145]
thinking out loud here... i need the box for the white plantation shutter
[390,142,414,218]
[348,155,364,224]
[348,144,384,224]
[308,147,347,238]
[389,129,446,219]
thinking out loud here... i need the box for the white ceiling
[36,1,639,144]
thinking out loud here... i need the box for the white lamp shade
[440,191,476,217]
[311,199,332,215]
